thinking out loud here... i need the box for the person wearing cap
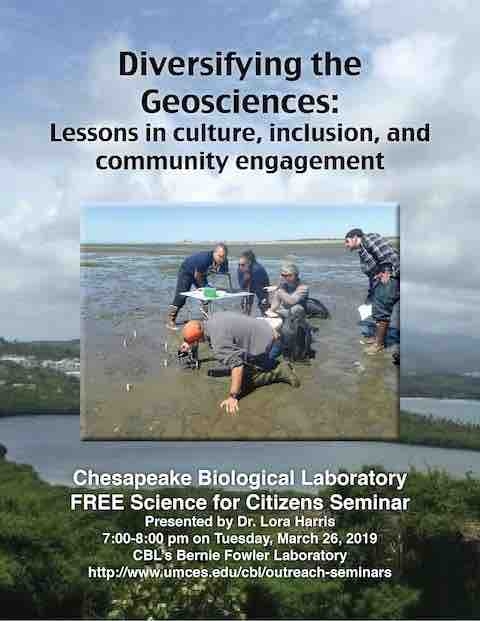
[263,262,309,330]
[237,249,270,315]
[180,311,299,414]
[344,228,399,355]
[167,243,229,330]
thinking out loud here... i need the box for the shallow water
[401,398,480,426]
[81,244,398,440]
[1,416,480,486]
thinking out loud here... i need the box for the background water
[81,243,398,440]
[1,415,478,486]
[401,397,480,426]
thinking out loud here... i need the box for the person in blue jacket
[167,243,229,329]
[237,250,270,315]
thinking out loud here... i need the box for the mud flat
[81,243,398,440]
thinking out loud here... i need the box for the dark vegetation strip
[402,372,480,399]
[400,411,480,451]
[0,453,480,619]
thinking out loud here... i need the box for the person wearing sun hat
[179,311,300,415]
[263,262,309,330]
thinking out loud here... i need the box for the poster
[1,2,479,619]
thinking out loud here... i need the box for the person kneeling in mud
[179,311,300,415]
[237,249,270,315]
[263,262,309,333]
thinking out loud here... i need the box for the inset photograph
[81,204,399,440]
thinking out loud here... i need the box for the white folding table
[181,288,254,315]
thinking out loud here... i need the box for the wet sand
[81,243,398,440]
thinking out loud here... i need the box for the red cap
[182,320,203,344]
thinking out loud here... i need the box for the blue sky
[0,0,365,129]
[1,0,478,342]
[82,204,398,243]
[1,2,357,86]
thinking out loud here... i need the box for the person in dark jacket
[345,228,399,355]
[167,243,229,329]
[237,250,270,315]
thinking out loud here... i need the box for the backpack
[305,297,330,319]
[281,312,314,361]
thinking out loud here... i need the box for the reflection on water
[1,416,479,486]
[81,244,398,440]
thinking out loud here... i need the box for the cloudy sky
[1,0,479,372]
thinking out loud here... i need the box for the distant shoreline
[0,411,79,419]
[1,409,478,454]
[82,237,399,250]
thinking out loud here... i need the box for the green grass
[1,457,480,619]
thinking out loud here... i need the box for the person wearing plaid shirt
[345,228,400,355]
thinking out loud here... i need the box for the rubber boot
[244,360,300,394]
[359,336,376,346]
[166,305,179,330]
[366,320,389,355]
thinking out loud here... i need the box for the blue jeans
[267,340,282,367]
[371,277,400,322]
[171,268,195,310]
[250,340,282,371]
[359,318,400,347]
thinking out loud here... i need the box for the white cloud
[402,281,480,337]
[372,32,454,97]
[341,0,373,15]
[1,1,479,343]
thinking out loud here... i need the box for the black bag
[281,313,314,361]
[305,297,330,319]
